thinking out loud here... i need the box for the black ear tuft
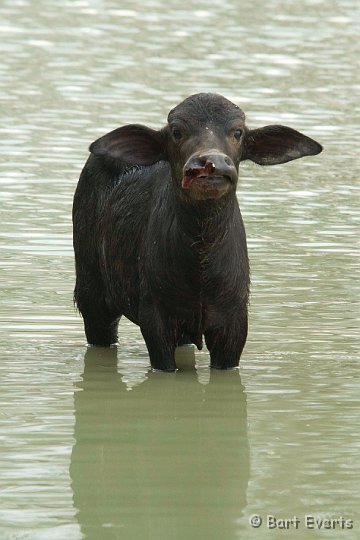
[89,124,166,166]
[242,125,322,166]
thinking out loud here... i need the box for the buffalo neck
[174,190,239,250]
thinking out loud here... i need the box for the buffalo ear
[242,125,322,165]
[89,124,166,165]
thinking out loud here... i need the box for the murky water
[1,0,359,539]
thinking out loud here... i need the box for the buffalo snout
[182,151,238,199]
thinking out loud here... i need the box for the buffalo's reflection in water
[70,347,249,540]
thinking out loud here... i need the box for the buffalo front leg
[205,312,248,370]
[83,311,120,347]
[139,301,179,372]
[75,289,120,346]
[74,266,120,346]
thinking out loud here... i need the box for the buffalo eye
[234,128,243,141]
[171,127,182,142]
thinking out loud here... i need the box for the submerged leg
[75,282,120,346]
[139,300,179,372]
[205,312,248,370]
[83,311,120,347]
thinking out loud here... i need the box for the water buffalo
[73,93,322,371]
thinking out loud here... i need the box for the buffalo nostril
[224,156,232,166]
